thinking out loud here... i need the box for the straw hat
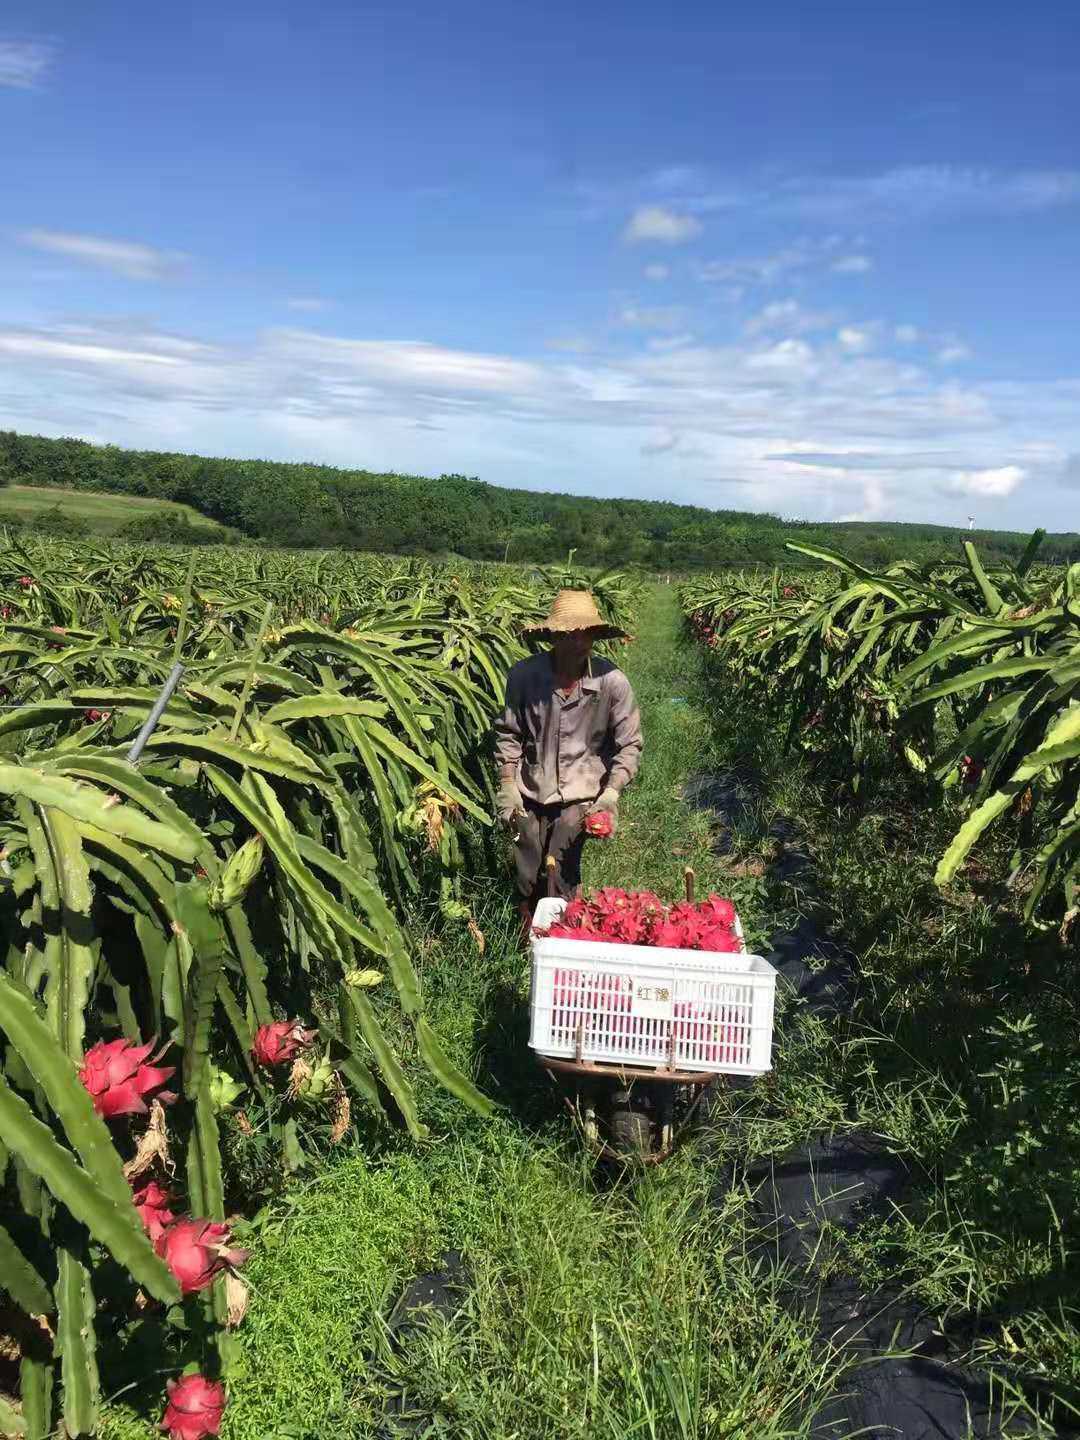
[524,589,626,640]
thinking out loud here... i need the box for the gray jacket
[494,653,643,805]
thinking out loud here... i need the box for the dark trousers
[514,800,590,909]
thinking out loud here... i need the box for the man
[493,589,643,931]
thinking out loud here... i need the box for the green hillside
[1,428,1075,568]
[0,484,228,538]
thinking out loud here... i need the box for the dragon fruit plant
[0,544,561,1435]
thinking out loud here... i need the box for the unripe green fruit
[208,835,264,912]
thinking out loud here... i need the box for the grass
[103,582,1080,1438]
[0,485,225,535]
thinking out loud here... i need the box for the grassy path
[584,585,734,898]
[107,585,830,1440]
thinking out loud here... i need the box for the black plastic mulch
[689,766,1076,1438]
[376,1249,470,1437]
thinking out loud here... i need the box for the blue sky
[1,1,1078,527]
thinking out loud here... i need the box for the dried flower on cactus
[123,1099,174,1181]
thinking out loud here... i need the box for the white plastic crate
[529,897,777,1076]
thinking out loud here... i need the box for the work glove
[497,778,525,827]
[586,785,620,836]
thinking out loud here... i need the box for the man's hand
[586,785,620,836]
[497,778,525,827]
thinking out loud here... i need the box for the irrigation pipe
[125,662,185,764]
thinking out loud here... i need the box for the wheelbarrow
[528,864,776,1163]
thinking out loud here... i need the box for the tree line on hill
[3,429,1078,569]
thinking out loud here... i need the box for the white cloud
[895,324,920,343]
[286,297,330,312]
[619,304,686,332]
[645,333,696,352]
[18,229,188,281]
[699,237,873,289]
[0,38,54,88]
[604,164,1080,236]
[772,165,1080,222]
[838,475,889,522]
[837,326,872,353]
[643,263,670,281]
[545,334,595,354]
[0,332,189,369]
[745,338,816,375]
[745,299,833,336]
[623,206,702,245]
[272,330,546,396]
[938,343,971,364]
[769,447,1054,484]
[699,244,812,286]
[641,428,679,455]
[948,464,1026,497]
[0,312,1074,527]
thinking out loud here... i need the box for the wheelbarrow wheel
[609,1087,652,1160]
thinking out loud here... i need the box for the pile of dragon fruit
[535,887,742,953]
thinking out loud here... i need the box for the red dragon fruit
[960,754,983,787]
[79,1038,175,1118]
[160,1374,226,1440]
[251,1021,313,1068]
[546,923,605,942]
[602,908,650,945]
[697,926,742,954]
[591,886,632,916]
[699,894,736,929]
[132,1181,177,1243]
[562,897,592,927]
[552,966,582,1022]
[651,918,686,948]
[674,1004,742,1064]
[156,1218,249,1294]
[667,902,708,948]
[584,810,614,839]
[534,888,741,953]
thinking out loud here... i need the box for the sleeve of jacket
[493,665,524,781]
[605,671,643,792]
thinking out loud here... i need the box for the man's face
[552,629,596,669]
